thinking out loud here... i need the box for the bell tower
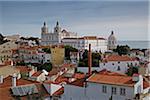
[54,21,61,34]
[41,21,48,34]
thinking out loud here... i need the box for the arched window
[117,66,120,71]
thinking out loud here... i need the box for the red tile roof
[0,76,38,88]
[32,71,42,77]
[52,87,64,96]
[104,55,137,62]
[69,78,85,87]
[98,69,127,76]
[87,73,135,87]
[55,75,69,84]
[16,66,32,73]
[73,73,86,79]
[143,81,150,89]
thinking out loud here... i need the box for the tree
[78,50,101,67]
[113,45,130,55]
[41,62,52,72]
[42,48,51,53]
[126,66,138,76]
[82,50,88,59]
[64,45,78,60]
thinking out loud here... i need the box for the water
[117,41,150,49]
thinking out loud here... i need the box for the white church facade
[41,21,117,53]
[41,21,77,46]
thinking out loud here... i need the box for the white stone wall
[62,82,135,100]
[62,38,107,53]
[99,60,139,74]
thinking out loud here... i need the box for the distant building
[5,34,20,41]
[99,54,139,74]
[138,62,150,76]
[62,36,107,53]
[108,31,117,50]
[41,21,77,46]
[12,46,51,64]
[0,41,19,63]
[51,45,65,66]
[77,54,139,74]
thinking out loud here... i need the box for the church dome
[108,31,116,41]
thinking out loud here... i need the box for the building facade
[108,31,117,50]
[62,71,149,100]
[62,36,107,53]
[0,41,19,63]
[41,21,77,46]
[51,45,65,66]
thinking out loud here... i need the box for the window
[102,85,107,93]
[117,66,120,71]
[112,87,117,95]
[120,88,126,95]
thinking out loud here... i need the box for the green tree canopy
[42,48,51,53]
[78,50,101,67]
[113,45,130,55]
[64,45,78,60]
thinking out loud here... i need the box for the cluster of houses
[0,22,149,100]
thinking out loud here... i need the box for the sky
[0,0,149,41]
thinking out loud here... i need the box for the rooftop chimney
[0,75,3,84]
[88,44,92,76]
[132,74,140,82]
[12,73,17,87]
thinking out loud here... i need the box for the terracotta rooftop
[87,73,135,87]
[53,87,64,96]
[62,36,106,40]
[48,68,59,77]
[0,82,48,100]
[69,78,85,87]
[55,75,69,84]
[32,71,42,77]
[61,63,76,69]
[104,55,137,62]
[73,73,86,79]
[143,81,150,89]
[0,76,38,88]
[16,66,32,73]
[98,69,127,76]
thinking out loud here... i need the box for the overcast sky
[0,0,149,41]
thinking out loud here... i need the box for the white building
[41,21,77,46]
[62,36,107,53]
[99,54,139,74]
[108,31,117,50]
[77,54,139,74]
[62,70,150,100]
[12,46,51,64]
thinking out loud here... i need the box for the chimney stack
[88,44,92,76]
[0,75,3,84]
[12,73,17,87]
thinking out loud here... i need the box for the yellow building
[0,65,20,78]
[0,41,19,63]
[51,45,65,66]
